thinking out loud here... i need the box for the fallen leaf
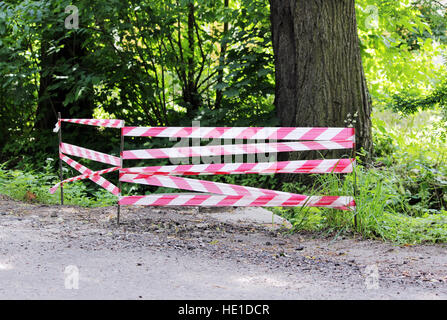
[24,191,37,202]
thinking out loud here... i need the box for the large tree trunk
[269,0,372,180]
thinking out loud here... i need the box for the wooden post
[58,112,64,205]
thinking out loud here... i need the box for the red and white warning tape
[118,174,355,209]
[122,126,355,141]
[122,141,353,160]
[120,174,289,197]
[51,122,356,211]
[49,166,120,194]
[60,142,121,166]
[58,154,120,195]
[53,120,61,133]
[54,119,124,132]
[121,158,354,175]
[119,194,355,210]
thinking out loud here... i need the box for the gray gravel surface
[0,195,446,299]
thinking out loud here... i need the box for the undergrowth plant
[272,109,447,244]
[0,158,116,207]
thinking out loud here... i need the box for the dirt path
[0,195,446,299]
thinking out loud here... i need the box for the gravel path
[0,195,446,299]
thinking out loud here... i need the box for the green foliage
[412,0,447,45]
[355,0,447,105]
[0,0,45,149]
[0,0,276,165]
[391,78,447,117]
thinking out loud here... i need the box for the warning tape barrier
[53,118,124,132]
[120,158,354,175]
[57,154,120,195]
[122,126,354,141]
[60,142,121,166]
[118,174,355,210]
[50,118,356,211]
[51,118,123,196]
[122,140,354,160]
[118,194,355,210]
[120,174,297,197]
[50,166,120,194]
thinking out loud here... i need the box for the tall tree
[269,0,372,159]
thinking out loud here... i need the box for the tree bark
[269,0,372,176]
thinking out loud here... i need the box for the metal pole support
[352,139,358,230]
[117,124,124,226]
[58,112,64,206]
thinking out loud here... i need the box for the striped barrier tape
[59,153,120,195]
[60,142,121,166]
[53,120,61,133]
[122,126,355,141]
[123,140,354,160]
[118,174,355,210]
[120,174,293,197]
[51,120,356,212]
[121,158,354,175]
[49,166,120,194]
[118,194,356,210]
[54,119,124,132]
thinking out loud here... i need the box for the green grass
[272,109,447,244]
[273,165,447,244]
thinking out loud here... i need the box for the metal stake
[117,125,124,226]
[58,112,64,205]
[352,138,358,230]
